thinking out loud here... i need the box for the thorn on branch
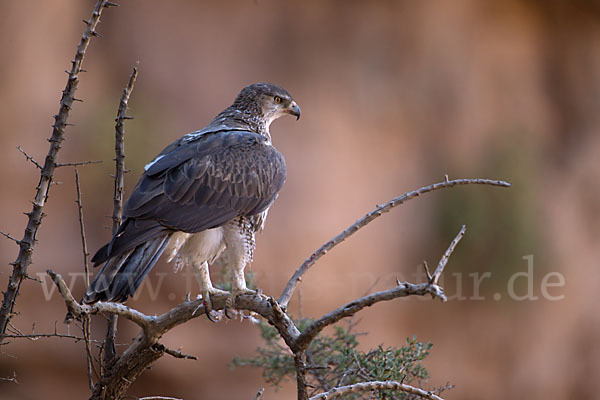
[16,146,42,169]
[154,343,197,360]
[24,274,42,284]
[0,231,20,245]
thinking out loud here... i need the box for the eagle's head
[233,83,301,132]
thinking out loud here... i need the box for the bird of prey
[83,83,300,314]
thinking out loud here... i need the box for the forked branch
[279,178,510,307]
[294,226,465,352]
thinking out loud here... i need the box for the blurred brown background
[1,0,599,399]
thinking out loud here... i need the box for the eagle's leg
[190,261,228,319]
[223,218,257,317]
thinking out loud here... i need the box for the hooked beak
[286,101,301,120]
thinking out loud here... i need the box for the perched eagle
[84,83,300,311]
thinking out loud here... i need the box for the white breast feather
[166,228,226,273]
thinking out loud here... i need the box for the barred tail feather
[83,235,171,303]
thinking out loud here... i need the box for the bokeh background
[1,1,599,399]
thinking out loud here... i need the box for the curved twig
[279,177,510,307]
[309,380,445,400]
[295,282,442,352]
[432,224,465,284]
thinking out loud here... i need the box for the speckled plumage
[84,83,299,304]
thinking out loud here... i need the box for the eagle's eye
[274,96,282,104]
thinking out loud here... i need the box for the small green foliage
[232,319,440,399]
[232,320,295,387]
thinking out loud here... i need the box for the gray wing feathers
[124,130,285,234]
[84,234,170,303]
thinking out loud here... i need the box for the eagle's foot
[198,288,229,322]
[224,287,255,319]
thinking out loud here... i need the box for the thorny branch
[75,168,91,287]
[104,62,138,368]
[112,64,137,233]
[16,146,42,169]
[74,167,99,389]
[0,0,115,342]
[279,178,511,307]
[56,160,103,167]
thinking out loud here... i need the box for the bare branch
[431,225,465,285]
[279,177,510,307]
[16,146,42,169]
[46,270,153,332]
[55,160,102,167]
[74,169,97,389]
[0,0,114,341]
[105,63,138,367]
[294,224,465,351]
[112,63,138,233]
[0,230,20,244]
[1,330,107,347]
[74,168,90,287]
[83,316,100,389]
[153,343,197,361]
[294,281,443,352]
[3,332,87,342]
[309,380,445,400]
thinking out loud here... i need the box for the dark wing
[94,130,286,264]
